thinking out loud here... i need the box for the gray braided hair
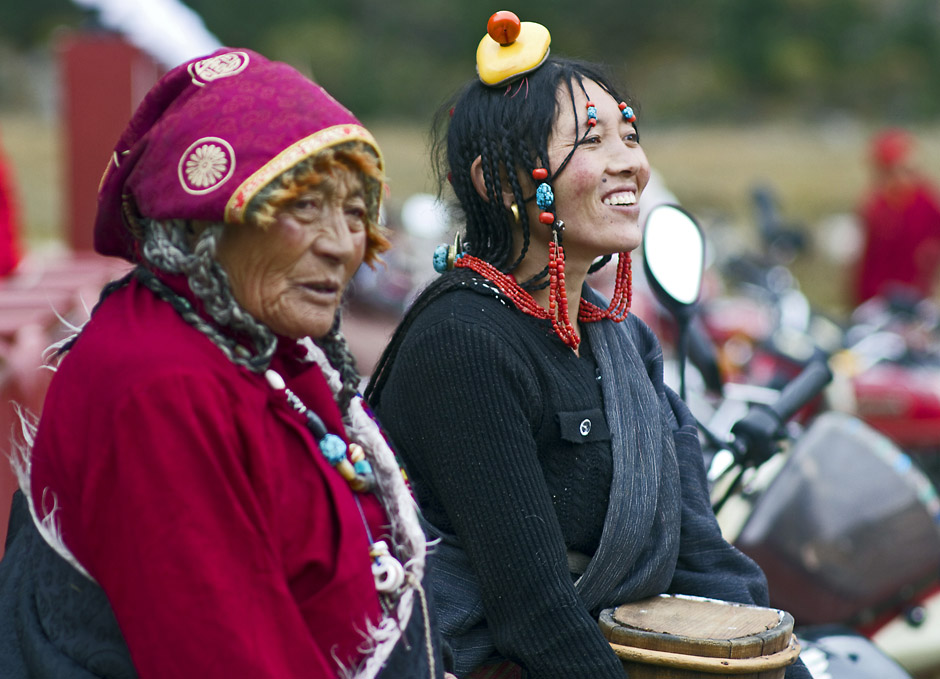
[138,217,362,417]
[139,218,277,372]
[315,316,360,416]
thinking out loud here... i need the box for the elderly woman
[366,12,810,679]
[0,48,442,678]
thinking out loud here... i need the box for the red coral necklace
[454,249,633,350]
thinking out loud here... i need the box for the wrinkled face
[537,78,651,270]
[215,168,368,340]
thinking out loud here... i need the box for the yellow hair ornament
[476,11,551,87]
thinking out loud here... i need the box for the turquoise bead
[319,434,347,464]
[432,244,449,273]
[536,183,554,210]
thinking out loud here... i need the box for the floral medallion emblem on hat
[188,51,250,86]
[178,137,236,195]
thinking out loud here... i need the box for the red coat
[855,179,940,304]
[30,275,389,677]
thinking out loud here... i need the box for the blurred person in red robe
[0,128,22,276]
[853,128,940,305]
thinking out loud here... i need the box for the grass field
[6,112,940,320]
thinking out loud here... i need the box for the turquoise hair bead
[319,433,348,464]
[432,244,449,273]
[354,459,373,475]
[536,183,554,210]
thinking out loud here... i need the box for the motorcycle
[643,203,939,678]
[693,186,940,494]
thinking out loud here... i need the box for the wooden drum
[599,594,801,678]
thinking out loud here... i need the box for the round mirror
[642,204,705,310]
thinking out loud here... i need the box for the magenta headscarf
[94,47,383,262]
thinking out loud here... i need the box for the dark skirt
[0,490,137,678]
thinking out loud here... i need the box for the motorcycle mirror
[642,204,706,401]
[642,203,705,314]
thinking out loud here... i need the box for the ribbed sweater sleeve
[375,296,625,678]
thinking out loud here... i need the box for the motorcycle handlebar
[729,359,832,466]
[770,359,833,422]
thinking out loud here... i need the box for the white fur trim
[8,405,96,582]
[299,337,432,679]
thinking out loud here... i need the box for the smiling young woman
[506,78,650,320]
[366,11,811,679]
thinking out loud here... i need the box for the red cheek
[273,221,310,248]
[564,166,595,193]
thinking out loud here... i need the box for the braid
[140,219,277,372]
[477,136,505,263]
[54,270,137,357]
[503,133,532,273]
[588,255,613,274]
[314,312,361,418]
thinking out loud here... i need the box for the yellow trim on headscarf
[225,124,384,224]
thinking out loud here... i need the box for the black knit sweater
[373,282,809,679]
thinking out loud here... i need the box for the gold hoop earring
[510,203,520,224]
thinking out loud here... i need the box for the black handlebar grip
[730,359,833,466]
[770,359,833,423]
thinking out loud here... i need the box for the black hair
[366,55,637,405]
[433,56,635,275]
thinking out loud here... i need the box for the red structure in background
[0,32,158,556]
[59,31,162,251]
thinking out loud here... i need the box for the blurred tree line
[1,0,939,124]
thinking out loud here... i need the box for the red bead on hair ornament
[619,102,637,123]
[586,101,598,127]
[487,10,522,45]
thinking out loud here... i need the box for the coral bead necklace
[454,247,633,350]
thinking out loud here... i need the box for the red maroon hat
[95,47,383,262]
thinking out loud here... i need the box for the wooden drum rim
[608,635,802,674]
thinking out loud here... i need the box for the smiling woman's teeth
[603,192,636,206]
